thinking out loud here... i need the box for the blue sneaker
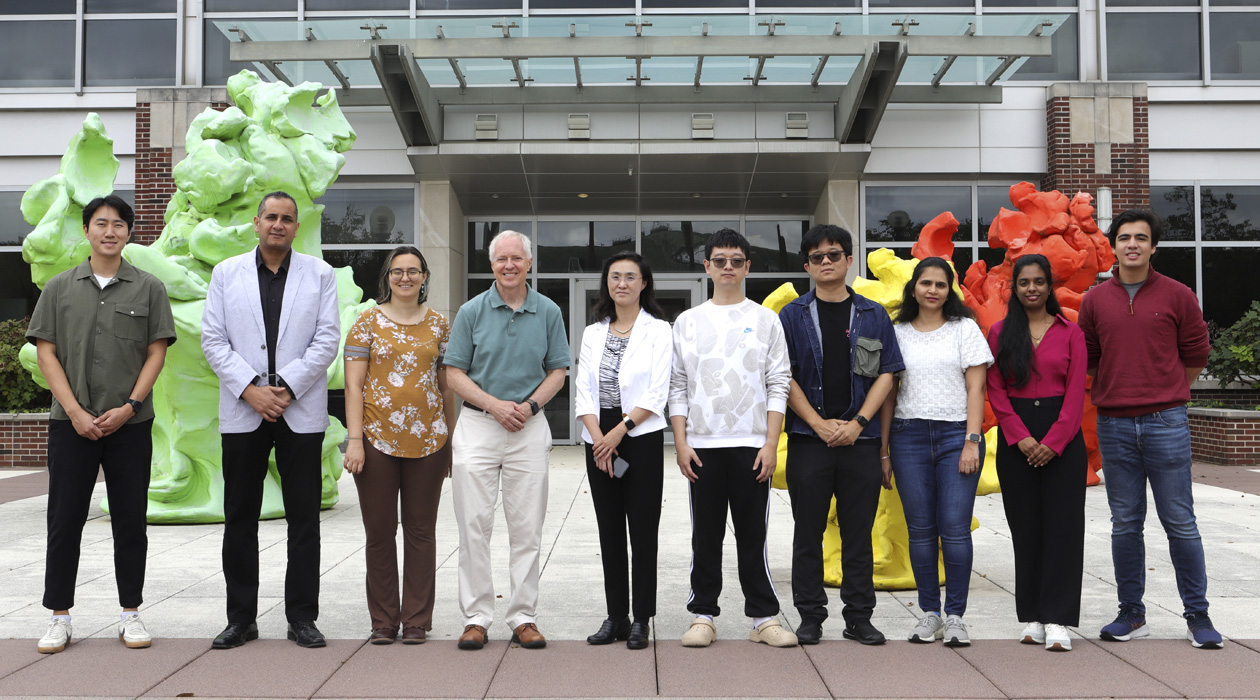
[1099,606,1149,642]
[1185,612,1223,649]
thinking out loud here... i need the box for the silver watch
[965,432,982,444]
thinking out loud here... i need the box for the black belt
[462,401,489,413]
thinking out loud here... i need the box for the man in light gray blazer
[201,191,340,650]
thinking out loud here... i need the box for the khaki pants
[451,409,551,629]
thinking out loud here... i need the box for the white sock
[52,614,71,623]
[121,611,139,621]
[696,614,714,623]
[752,616,772,629]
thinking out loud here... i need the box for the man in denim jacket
[778,224,904,646]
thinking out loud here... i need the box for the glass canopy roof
[213,13,1069,91]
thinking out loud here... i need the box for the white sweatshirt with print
[668,299,791,449]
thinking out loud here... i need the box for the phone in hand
[612,455,630,478]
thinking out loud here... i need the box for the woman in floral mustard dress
[343,245,455,645]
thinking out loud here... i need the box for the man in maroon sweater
[1078,209,1221,650]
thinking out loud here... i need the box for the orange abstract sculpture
[913,182,1114,486]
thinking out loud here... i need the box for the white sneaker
[749,619,798,648]
[943,615,970,647]
[38,619,72,654]
[680,617,717,648]
[1020,621,1045,644]
[908,612,944,643]
[118,613,152,649]
[1044,623,1072,651]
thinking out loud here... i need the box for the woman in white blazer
[575,251,672,651]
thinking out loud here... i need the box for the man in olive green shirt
[25,195,176,654]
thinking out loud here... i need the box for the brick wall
[0,414,48,469]
[1042,86,1150,212]
[1189,409,1260,466]
[1191,388,1260,408]
[132,98,231,246]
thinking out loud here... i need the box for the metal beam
[986,22,1051,85]
[370,44,441,147]
[230,33,1052,63]
[931,22,976,89]
[326,82,998,108]
[230,27,292,86]
[306,28,351,92]
[836,40,908,144]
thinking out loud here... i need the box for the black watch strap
[125,399,143,413]
[527,399,541,415]
[855,414,869,428]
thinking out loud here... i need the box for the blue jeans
[1097,405,1208,616]
[890,418,982,617]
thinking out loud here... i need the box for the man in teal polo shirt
[442,230,569,651]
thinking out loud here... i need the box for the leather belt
[462,401,489,413]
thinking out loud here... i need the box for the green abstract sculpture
[21,71,375,523]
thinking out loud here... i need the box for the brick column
[1042,82,1149,213]
[133,89,231,245]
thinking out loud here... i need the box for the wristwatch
[624,417,636,431]
[854,414,870,428]
[527,398,541,415]
[125,399,143,414]
[966,432,982,444]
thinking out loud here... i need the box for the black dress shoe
[843,619,886,645]
[626,620,650,650]
[796,620,823,645]
[288,620,327,648]
[211,622,258,649]
[586,617,631,645]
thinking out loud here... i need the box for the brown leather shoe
[512,622,547,649]
[369,628,396,645]
[401,627,426,645]
[457,624,488,650]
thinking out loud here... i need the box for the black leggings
[585,407,663,620]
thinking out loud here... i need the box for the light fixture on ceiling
[577,193,589,199]
[491,193,500,199]
[691,193,701,198]
[781,193,789,198]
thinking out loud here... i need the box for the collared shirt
[26,257,177,423]
[778,288,905,440]
[986,314,1088,455]
[256,248,292,380]
[442,283,570,403]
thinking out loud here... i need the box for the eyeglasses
[388,268,424,279]
[708,257,748,269]
[807,250,848,266]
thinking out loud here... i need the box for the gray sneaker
[908,612,944,643]
[943,615,970,647]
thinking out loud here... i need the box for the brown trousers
[354,439,449,631]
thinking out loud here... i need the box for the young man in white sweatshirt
[669,228,796,648]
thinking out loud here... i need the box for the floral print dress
[345,306,451,458]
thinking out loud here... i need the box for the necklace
[1030,317,1053,342]
[612,322,633,334]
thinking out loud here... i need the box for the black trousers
[221,417,324,624]
[687,446,779,618]
[996,396,1087,627]
[785,435,882,625]
[44,419,153,611]
[585,408,664,621]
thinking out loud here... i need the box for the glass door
[569,278,704,445]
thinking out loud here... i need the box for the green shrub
[0,318,51,413]
[1206,301,1260,389]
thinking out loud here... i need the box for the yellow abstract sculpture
[760,262,997,591]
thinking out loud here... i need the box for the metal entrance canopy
[222,13,1067,148]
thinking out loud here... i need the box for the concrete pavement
[0,447,1258,699]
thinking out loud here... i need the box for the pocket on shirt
[854,336,883,378]
[113,303,149,342]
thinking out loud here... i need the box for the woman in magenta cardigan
[987,254,1088,653]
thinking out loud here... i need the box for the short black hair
[705,228,750,260]
[800,224,853,259]
[1107,209,1162,248]
[82,195,135,232]
[257,191,298,218]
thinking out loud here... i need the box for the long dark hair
[592,252,666,324]
[376,245,430,305]
[997,254,1063,389]
[895,257,973,324]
